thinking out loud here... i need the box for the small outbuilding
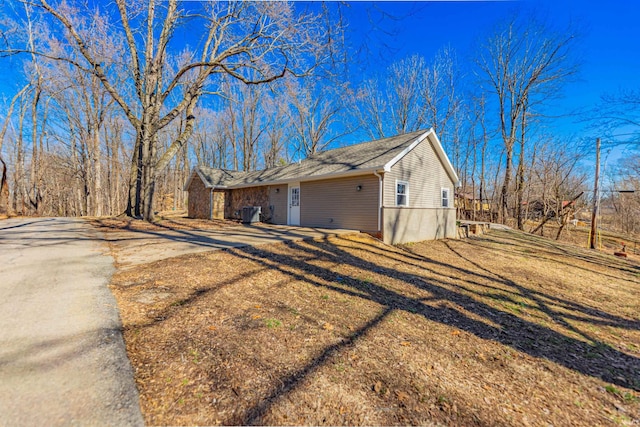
[184,129,459,244]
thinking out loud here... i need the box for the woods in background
[0,1,638,236]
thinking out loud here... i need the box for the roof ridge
[197,166,246,173]
[304,129,427,160]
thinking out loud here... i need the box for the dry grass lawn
[88,210,240,232]
[106,226,640,426]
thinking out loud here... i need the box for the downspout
[374,171,383,236]
[209,189,213,220]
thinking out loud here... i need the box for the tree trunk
[142,132,157,221]
[126,132,143,218]
[29,83,42,215]
[500,146,513,223]
[0,157,10,216]
[515,106,527,230]
[91,124,103,216]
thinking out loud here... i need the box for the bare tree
[354,48,460,145]
[606,155,640,235]
[190,107,229,169]
[286,77,353,157]
[0,85,29,215]
[387,55,427,136]
[423,47,461,151]
[3,0,340,220]
[476,14,578,226]
[262,91,292,168]
[219,77,270,171]
[528,139,585,237]
[591,89,640,145]
[460,94,491,221]
[46,61,117,216]
[354,77,387,140]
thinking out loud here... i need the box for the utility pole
[590,138,600,250]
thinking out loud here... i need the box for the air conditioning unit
[242,206,261,224]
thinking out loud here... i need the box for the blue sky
[328,0,639,171]
[1,0,638,154]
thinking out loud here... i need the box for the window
[441,187,450,208]
[291,187,300,207]
[396,181,408,206]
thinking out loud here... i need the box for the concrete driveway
[103,223,358,269]
[0,217,143,427]
[0,217,356,426]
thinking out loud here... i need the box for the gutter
[210,167,384,190]
[374,170,383,233]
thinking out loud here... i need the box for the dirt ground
[102,220,640,426]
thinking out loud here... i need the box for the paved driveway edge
[86,222,145,426]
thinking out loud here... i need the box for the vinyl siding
[300,175,379,232]
[384,137,455,208]
[268,185,288,225]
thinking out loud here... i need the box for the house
[184,129,459,244]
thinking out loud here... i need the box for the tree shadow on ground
[478,230,640,276]
[197,236,639,423]
[111,225,640,424]
[345,234,640,333]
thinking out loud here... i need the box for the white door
[288,183,300,226]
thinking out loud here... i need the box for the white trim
[383,128,459,185]
[384,131,430,172]
[427,130,459,185]
[396,179,409,207]
[287,182,301,226]
[441,187,451,208]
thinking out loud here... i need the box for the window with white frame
[290,187,300,207]
[396,181,408,206]
[441,187,450,208]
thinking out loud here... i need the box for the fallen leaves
[395,390,410,402]
[107,230,640,426]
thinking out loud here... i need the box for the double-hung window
[441,187,450,208]
[396,181,408,207]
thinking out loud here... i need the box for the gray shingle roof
[193,130,428,189]
[193,168,249,187]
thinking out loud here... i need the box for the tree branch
[38,0,141,128]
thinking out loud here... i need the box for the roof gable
[382,129,459,184]
[183,167,249,190]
